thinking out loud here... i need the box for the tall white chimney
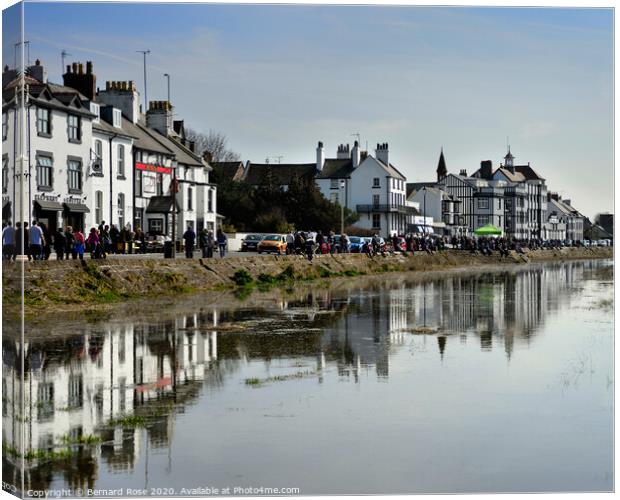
[352,140,361,168]
[316,141,325,172]
[376,142,389,165]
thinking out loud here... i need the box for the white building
[2,61,95,231]
[315,141,411,236]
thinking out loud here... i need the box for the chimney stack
[480,160,493,180]
[352,140,361,168]
[316,141,325,172]
[376,142,389,166]
[63,60,96,101]
[459,169,467,177]
[146,100,174,136]
[97,80,141,124]
[337,143,350,160]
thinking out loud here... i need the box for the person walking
[216,229,227,258]
[127,225,135,255]
[183,225,196,259]
[109,224,120,254]
[64,226,76,260]
[40,222,52,260]
[73,228,85,260]
[198,228,209,258]
[119,226,127,254]
[86,228,100,259]
[286,231,294,255]
[2,221,15,261]
[53,228,66,260]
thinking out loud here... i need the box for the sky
[2,1,614,219]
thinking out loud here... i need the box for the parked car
[257,234,287,254]
[241,234,264,252]
[348,236,365,253]
[146,234,171,253]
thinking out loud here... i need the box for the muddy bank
[2,246,612,315]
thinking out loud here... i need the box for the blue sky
[3,2,614,218]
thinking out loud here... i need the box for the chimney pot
[86,61,92,74]
[72,62,77,73]
[78,63,84,74]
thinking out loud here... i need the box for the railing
[356,204,417,214]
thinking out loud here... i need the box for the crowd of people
[1,220,149,261]
[2,218,602,262]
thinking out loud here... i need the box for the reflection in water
[2,260,612,494]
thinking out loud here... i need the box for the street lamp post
[340,179,345,235]
[422,186,427,234]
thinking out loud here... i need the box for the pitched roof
[375,158,407,180]
[495,167,526,183]
[406,182,437,198]
[514,164,545,181]
[92,116,138,140]
[211,161,245,183]
[315,158,354,179]
[243,162,316,186]
[143,126,209,169]
[145,195,180,213]
[121,118,174,155]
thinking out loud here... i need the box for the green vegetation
[233,269,254,286]
[60,434,102,445]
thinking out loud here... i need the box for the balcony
[356,204,418,215]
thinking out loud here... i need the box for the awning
[34,199,63,211]
[145,195,180,213]
[63,202,90,213]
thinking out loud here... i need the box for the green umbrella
[474,223,503,236]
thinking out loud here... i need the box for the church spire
[436,147,447,182]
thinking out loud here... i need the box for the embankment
[2,247,612,313]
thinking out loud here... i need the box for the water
[3,260,613,495]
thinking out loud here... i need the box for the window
[36,108,51,136]
[117,144,125,177]
[2,156,8,193]
[497,198,502,210]
[68,159,82,193]
[498,215,502,227]
[187,186,193,210]
[68,375,83,409]
[373,177,380,188]
[2,112,7,140]
[330,192,339,204]
[330,179,338,189]
[37,383,54,421]
[90,102,100,122]
[477,198,489,209]
[94,139,102,160]
[67,114,80,142]
[118,330,126,363]
[372,213,381,229]
[208,189,213,212]
[36,155,53,190]
[156,173,163,195]
[95,191,103,225]
[113,109,122,128]
[506,199,512,211]
[148,218,163,234]
[477,215,489,227]
[372,194,380,207]
[118,193,125,228]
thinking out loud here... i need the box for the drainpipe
[109,133,118,225]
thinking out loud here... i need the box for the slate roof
[514,164,545,181]
[93,116,138,140]
[243,162,317,185]
[143,125,208,169]
[406,182,437,198]
[211,161,245,183]
[145,195,181,213]
[315,158,354,179]
[121,118,174,156]
[375,158,407,180]
[495,167,526,182]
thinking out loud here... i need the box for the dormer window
[36,108,51,137]
[90,102,100,123]
[113,109,122,128]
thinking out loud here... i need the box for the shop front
[63,198,90,232]
[33,196,64,233]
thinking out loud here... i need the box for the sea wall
[2,247,612,311]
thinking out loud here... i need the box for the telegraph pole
[136,50,150,111]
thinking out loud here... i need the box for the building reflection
[2,261,601,492]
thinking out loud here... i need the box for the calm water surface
[3,260,613,495]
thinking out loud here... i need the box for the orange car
[257,234,287,254]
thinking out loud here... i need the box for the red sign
[136,162,172,174]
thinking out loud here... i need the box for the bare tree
[186,128,241,163]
